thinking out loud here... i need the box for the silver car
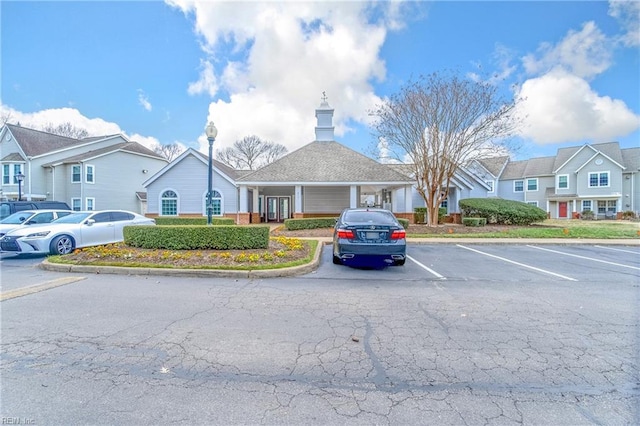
[0,209,73,238]
[0,210,155,255]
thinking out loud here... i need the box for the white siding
[303,186,349,212]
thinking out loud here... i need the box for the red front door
[559,202,568,218]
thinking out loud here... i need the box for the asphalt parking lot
[1,243,639,425]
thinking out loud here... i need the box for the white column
[391,189,398,212]
[404,185,412,213]
[295,185,302,213]
[239,185,248,212]
[252,187,259,214]
[350,185,358,208]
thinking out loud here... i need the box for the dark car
[0,201,71,221]
[332,207,406,267]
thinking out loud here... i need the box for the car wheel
[333,255,341,265]
[395,258,406,266]
[50,235,75,255]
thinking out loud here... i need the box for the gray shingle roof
[523,156,555,177]
[42,142,164,166]
[501,160,528,180]
[237,141,412,183]
[6,123,87,157]
[621,147,640,170]
[477,156,509,177]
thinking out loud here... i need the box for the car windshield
[51,212,92,224]
[343,210,397,225]
[0,211,36,224]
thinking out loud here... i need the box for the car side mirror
[85,219,96,226]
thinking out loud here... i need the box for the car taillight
[337,229,355,239]
[390,230,406,240]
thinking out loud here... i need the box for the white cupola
[314,92,335,141]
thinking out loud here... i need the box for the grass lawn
[408,219,640,239]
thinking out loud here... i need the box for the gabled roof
[476,156,510,178]
[554,142,625,173]
[42,142,165,166]
[143,148,239,188]
[237,141,412,184]
[1,152,25,162]
[5,123,89,157]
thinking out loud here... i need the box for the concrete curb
[39,238,638,278]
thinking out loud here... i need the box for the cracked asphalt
[1,243,639,425]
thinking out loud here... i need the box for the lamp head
[205,121,218,139]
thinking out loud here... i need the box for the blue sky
[2,1,638,161]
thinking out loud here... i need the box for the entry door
[266,196,290,222]
[559,202,568,218]
[267,197,278,221]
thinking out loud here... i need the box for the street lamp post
[205,121,218,225]
[16,173,25,201]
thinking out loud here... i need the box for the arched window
[205,190,223,216]
[161,190,178,216]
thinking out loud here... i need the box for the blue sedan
[332,208,406,267]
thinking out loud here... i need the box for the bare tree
[154,143,185,161]
[1,111,14,127]
[41,122,90,139]
[371,72,518,226]
[216,135,288,170]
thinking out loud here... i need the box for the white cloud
[188,59,219,97]
[522,21,612,80]
[0,104,187,152]
[137,89,152,111]
[166,0,402,154]
[514,68,640,144]
[609,0,640,47]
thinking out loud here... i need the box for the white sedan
[0,209,73,238]
[0,210,155,255]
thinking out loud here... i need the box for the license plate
[365,231,379,239]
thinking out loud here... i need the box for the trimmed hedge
[284,216,410,230]
[284,217,337,230]
[124,225,269,250]
[462,217,487,227]
[459,198,547,225]
[154,217,235,226]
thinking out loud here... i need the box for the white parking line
[527,245,640,271]
[456,245,577,281]
[0,276,86,301]
[595,245,640,255]
[407,255,446,279]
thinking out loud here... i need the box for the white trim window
[12,164,24,183]
[486,180,495,193]
[514,180,524,192]
[597,200,616,214]
[72,165,81,183]
[86,197,95,211]
[204,190,223,216]
[582,200,592,212]
[85,164,95,184]
[588,171,609,188]
[71,198,82,211]
[527,201,538,207]
[557,174,569,189]
[160,190,178,216]
[2,164,10,184]
[526,178,538,191]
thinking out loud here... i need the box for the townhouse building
[0,124,168,214]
